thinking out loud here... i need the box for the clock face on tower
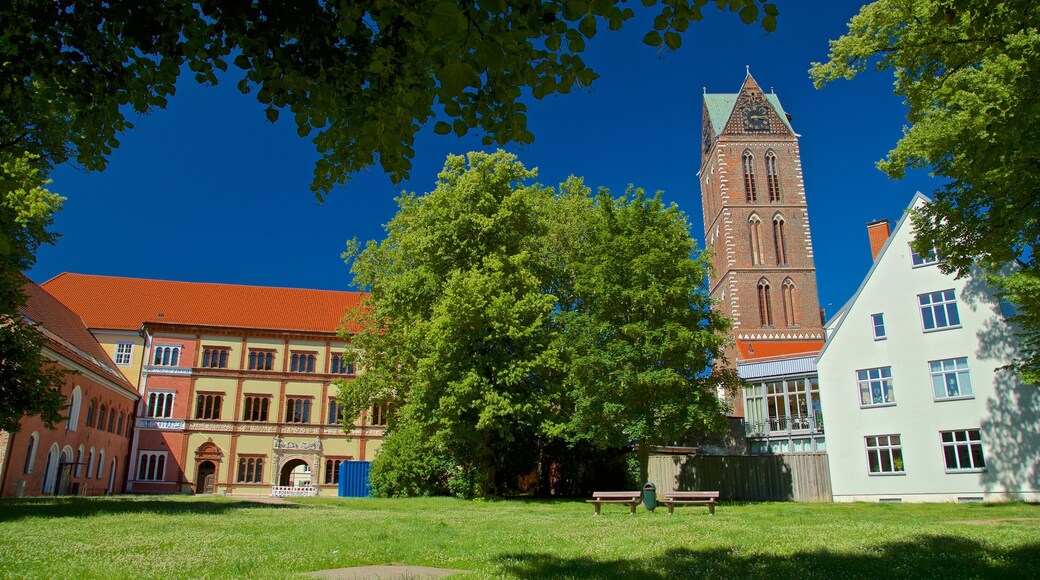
[745,106,771,132]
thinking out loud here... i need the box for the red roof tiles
[20,278,136,394]
[41,273,367,334]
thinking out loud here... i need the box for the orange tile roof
[20,278,137,394]
[736,339,824,362]
[41,273,367,334]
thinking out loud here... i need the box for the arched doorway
[279,458,310,487]
[56,446,74,495]
[195,461,216,494]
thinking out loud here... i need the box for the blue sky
[29,2,939,319]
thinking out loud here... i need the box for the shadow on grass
[0,495,297,522]
[497,535,1040,578]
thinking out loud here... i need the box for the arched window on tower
[742,150,757,202]
[748,215,764,266]
[782,279,797,327]
[773,215,788,265]
[758,279,774,327]
[765,150,781,202]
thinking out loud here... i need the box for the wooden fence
[648,453,832,502]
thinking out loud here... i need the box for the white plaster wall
[817,197,1040,502]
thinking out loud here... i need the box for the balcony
[745,412,823,438]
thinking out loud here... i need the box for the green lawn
[0,496,1037,578]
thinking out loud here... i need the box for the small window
[865,434,904,474]
[858,367,894,407]
[765,150,781,202]
[107,408,116,432]
[201,348,230,369]
[324,459,344,485]
[941,429,986,472]
[243,396,271,422]
[919,289,961,331]
[146,391,175,418]
[23,432,39,475]
[87,447,96,479]
[871,313,886,340]
[237,456,265,483]
[330,354,356,375]
[114,342,133,365]
[328,399,345,424]
[742,150,757,203]
[66,386,82,431]
[195,393,223,420]
[74,445,84,477]
[911,245,939,267]
[97,404,107,431]
[152,345,182,366]
[137,452,167,481]
[930,357,973,399]
[290,352,316,373]
[97,449,106,480]
[85,399,96,427]
[370,404,388,426]
[285,397,312,423]
[116,412,124,435]
[248,350,275,371]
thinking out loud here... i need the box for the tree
[810,0,1040,382]
[1,0,776,196]
[0,152,67,433]
[339,151,731,496]
[556,187,733,485]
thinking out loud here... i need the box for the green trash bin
[643,482,657,511]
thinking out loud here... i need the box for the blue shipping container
[338,460,372,497]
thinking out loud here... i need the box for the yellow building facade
[41,274,381,496]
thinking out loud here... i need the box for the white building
[817,193,1039,502]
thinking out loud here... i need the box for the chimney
[867,219,891,261]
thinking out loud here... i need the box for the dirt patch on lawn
[304,565,463,579]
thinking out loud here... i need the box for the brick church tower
[699,72,825,409]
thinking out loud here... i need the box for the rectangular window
[247,350,275,371]
[137,451,167,481]
[237,456,265,483]
[865,435,904,474]
[328,399,345,425]
[145,391,175,418]
[194,393,222,420]
[152,345,182,366]
[114,342,133,365]
[324,458,345,485]
[911,245,939,267]
[871,313,886,340]
[242,396,270,422]
[290,352,317,373]
[201,347,230,369]
[930,357,973,400]
[285,397,312,423]
[941,429,986,472]
[919,289,961,331]
[857,367,895,407]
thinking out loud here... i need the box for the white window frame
[87,447,96,479]
[941,429,986,472]
[114,342,134,365]
[97,449,106,480]
[910,244,939,267]
[865,434,905,475]
[152,345,182,367]
[145,391,176,418]
[930,357,973,400]
[857,367,895,408]
[137,451,168,481]
[871,313,886,340]
[23,432,40,475]
[919,289,961,332]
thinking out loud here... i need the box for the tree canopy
[810,0,1040,383]
[0,154,67,432]
[1,0,776,196]
[339,151,732,497]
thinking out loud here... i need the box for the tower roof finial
[746,64,751,77]
[703,86,707,95]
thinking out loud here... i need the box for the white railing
[270,485,317,497]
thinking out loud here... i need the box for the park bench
[658,491,720,515]
[587,491,642,515]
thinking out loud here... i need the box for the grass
[0,496,1038,578]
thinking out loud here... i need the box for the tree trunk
[638,438,649,488]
